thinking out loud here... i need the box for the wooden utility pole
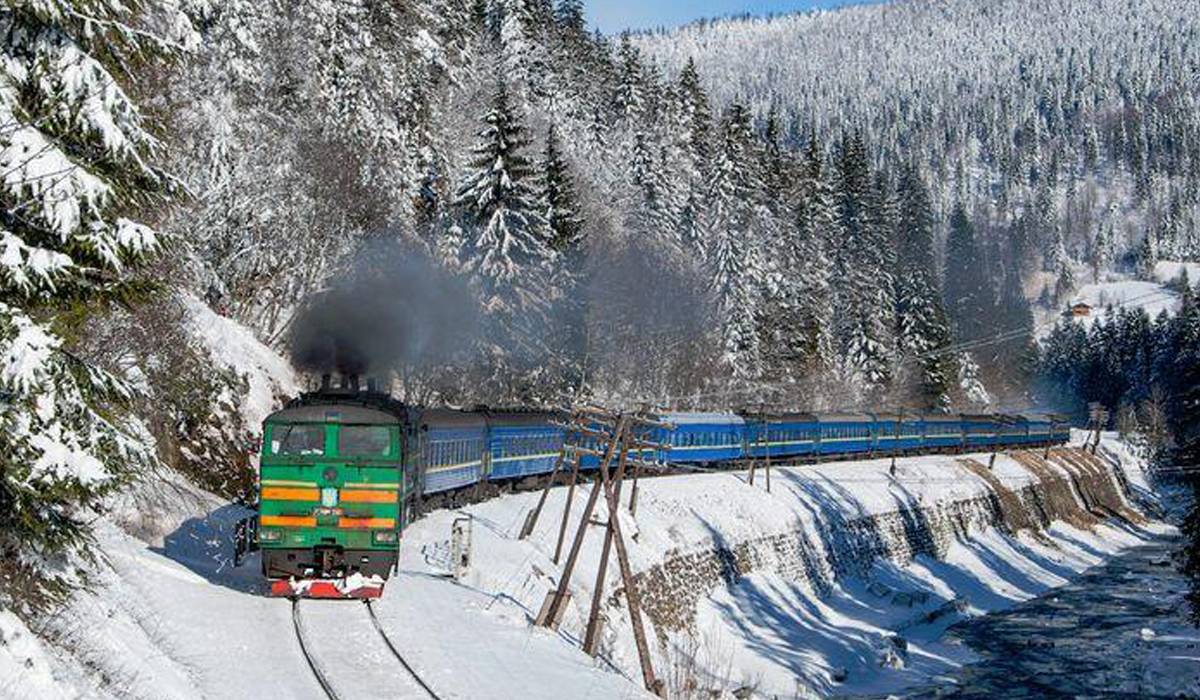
[520,409,587,541]
[552,454,583,564]
[890,409,903,477]
[583,431,632,655]
[582,416,669,656]
[1087,403,1109,455]
[747,410,773,492]
[538,412,626,630]
[591,411,669,698]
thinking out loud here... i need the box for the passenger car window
[272,424,325,456]
[338,425,392,457]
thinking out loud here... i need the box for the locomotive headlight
[259,529,282,542]
[321,487,339,508]
[373,531,398,544]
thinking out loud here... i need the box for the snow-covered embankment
[405,436,1168,698]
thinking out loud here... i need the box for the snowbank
[178,292,299,431]
[0,610,79,700]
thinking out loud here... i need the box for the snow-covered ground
[0,433,1173,700]
[1035,263,1191,337]
[1071,278,1180,322]
[1154,260,1200,286]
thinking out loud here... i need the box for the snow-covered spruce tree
[893,164,954,409]
[833,133,893,396]
[496,0,552,101]
[760,131,834,389]
[944,204,992,343]
[0,0,194,610]
[705,104,762,380]
[538,123,588,390]
[675,58,711,175]
[455,79,554,392]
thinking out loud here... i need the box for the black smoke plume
[289,239,481,377]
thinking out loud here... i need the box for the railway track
[365,601,441,700]
[291,598,440,700]
[292,599,344,700]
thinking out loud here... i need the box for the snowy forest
[2,0,1200,613]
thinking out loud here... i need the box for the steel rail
[364,601,442,700]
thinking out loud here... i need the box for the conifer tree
[894,165,955,408]
[540,125,584,254]
[706,105,762,378]
[538,124,588,390]
[497,0,551,98]
[944,204,992,343]
[555,0,586,33]
[676,58,713,182]
[455,81,553,319]
[763,132,834,382]
[0,0,195,608]
[834,133,893,393]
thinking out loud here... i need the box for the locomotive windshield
[270,424,325,456]
[337,425,393,458]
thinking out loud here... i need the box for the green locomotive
[249,379,412,598]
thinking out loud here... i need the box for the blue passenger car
[744,413,819,461]
[661,413,746,464]
[417,410,487,494]
[816,413,874,455]
[485,411,563,480]
[921,414,963,450]
[870,412,925,452]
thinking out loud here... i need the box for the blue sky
[588,0,864,33]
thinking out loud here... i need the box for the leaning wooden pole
[598,432,664,698]
[540,416,626,629]
[521,445,571,540]
[552,453,583,564]
[583,431,633,655]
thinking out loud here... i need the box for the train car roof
[418,408,487,429]
[485,410,563,427]
[266,403,400,426]
[870,412,926,422]
[740,412,820,423]
[661,412,746,426]
[961,413,1000,423]
[814,412,873,423]
[921,413,964,423]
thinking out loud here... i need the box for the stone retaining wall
[629,448,1140,636]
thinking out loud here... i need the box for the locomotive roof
[265,403,401,425]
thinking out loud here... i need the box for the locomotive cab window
[338,425,394,458]
[271,424,326,456]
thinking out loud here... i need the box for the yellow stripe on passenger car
[427,460,482,473]
[344,482,401,490]
[261,515,317,528]
[492,452,560,463]
[262,487,320,502]
[340,490,397,504]
[261,479,315,488]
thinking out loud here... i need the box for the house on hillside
[1067,300,1093,317]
